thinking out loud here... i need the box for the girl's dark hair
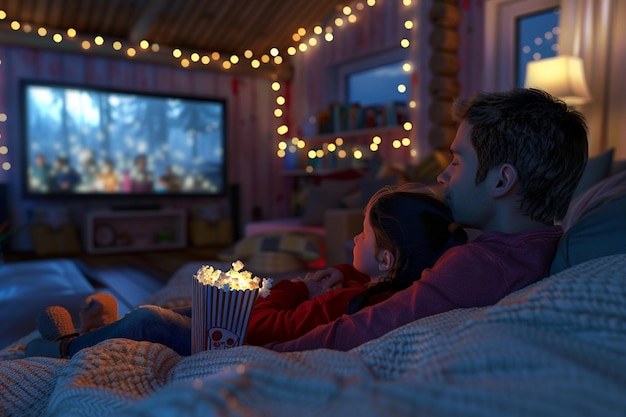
[347,185,467,314]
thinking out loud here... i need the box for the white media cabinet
[84,209,187,254]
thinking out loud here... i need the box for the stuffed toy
[35,293,119,341]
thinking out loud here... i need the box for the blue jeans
[68,305,192,356]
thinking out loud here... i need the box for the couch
[1,159,625,417]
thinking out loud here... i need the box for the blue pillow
[551,193,626,274]
[573,148,614,197]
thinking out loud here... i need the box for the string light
[0,52,7,171]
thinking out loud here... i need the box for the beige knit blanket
[1,255,625,417]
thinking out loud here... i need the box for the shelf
[84,209,187,254]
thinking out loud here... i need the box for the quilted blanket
[1,255,625,417]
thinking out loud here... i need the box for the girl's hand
[301,274,326,299]
[292,268,345,299]
[307,268,344,294]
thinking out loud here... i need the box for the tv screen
[20,80,227,198]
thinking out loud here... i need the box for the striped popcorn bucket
[191,279,260,353]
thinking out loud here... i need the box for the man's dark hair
[453,88,589,223]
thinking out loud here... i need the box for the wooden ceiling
[0,0,347,77]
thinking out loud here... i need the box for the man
[268,88,588,352]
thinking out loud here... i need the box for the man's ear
[492,163,519,198]
[377,249,395,272]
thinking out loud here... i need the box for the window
[484,0,560,91]
[516,8,561,87]
[334,48,409,106]
[347,60,409,106]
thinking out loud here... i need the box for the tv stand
[84,209,186,254]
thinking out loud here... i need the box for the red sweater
[267,226,563,352]
[245,264,376,346]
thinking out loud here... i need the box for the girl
[26,185,466,358]
[245,185,467,345]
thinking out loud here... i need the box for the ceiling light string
[0,10,280,74]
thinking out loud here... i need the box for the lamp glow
[524,55,591,106]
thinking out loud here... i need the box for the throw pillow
[551,170,626,274]
[219,231,324,263]
[245,252,306,275]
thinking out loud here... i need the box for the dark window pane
[347,61,409,106]
[517,8,561,87]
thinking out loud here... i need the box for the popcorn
[191,261,272,353]
[194,261,273,296]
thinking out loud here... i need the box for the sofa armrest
[324,208,363,266]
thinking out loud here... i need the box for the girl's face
[352,210,384,279]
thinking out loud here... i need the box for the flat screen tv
[20,80,227,199]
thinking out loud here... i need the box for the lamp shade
[524,55,592,106]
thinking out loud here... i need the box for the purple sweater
[268,226,563,352]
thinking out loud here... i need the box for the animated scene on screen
[23,83,226,196]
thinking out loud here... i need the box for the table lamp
[524,55,592,106]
